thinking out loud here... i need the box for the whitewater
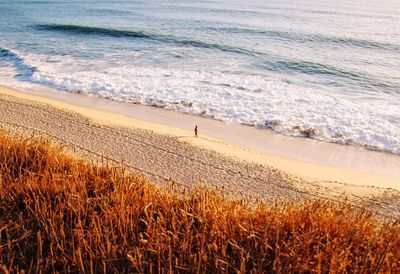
[0,0,399,154]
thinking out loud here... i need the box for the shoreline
[1,84,399,190]
[1,84,400,218]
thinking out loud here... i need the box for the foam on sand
[0,85,399,193]
[1,48,399,155]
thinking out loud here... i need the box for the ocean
[0,0,399,154]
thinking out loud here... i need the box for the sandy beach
[0,85,399,218]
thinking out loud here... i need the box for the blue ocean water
[0,0,399,154]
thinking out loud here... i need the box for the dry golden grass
[0,132,399,273]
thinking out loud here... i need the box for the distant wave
[210,26,400,51]
[35,24,260,56]
[261,59,400,93]
[264,59,365,79]
[34,24,400,93]
[36,24,152,38]
[87,8,137,16]
[162,5,263,16]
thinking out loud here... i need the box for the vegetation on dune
[0,132,399,273]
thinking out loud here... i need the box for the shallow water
[0,0,399,154]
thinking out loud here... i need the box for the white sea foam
[5,49,400,154]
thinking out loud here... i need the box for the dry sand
[1,85,399,218]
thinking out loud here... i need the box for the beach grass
[0,132,399,273]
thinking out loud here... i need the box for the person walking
[194,125,198,137]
